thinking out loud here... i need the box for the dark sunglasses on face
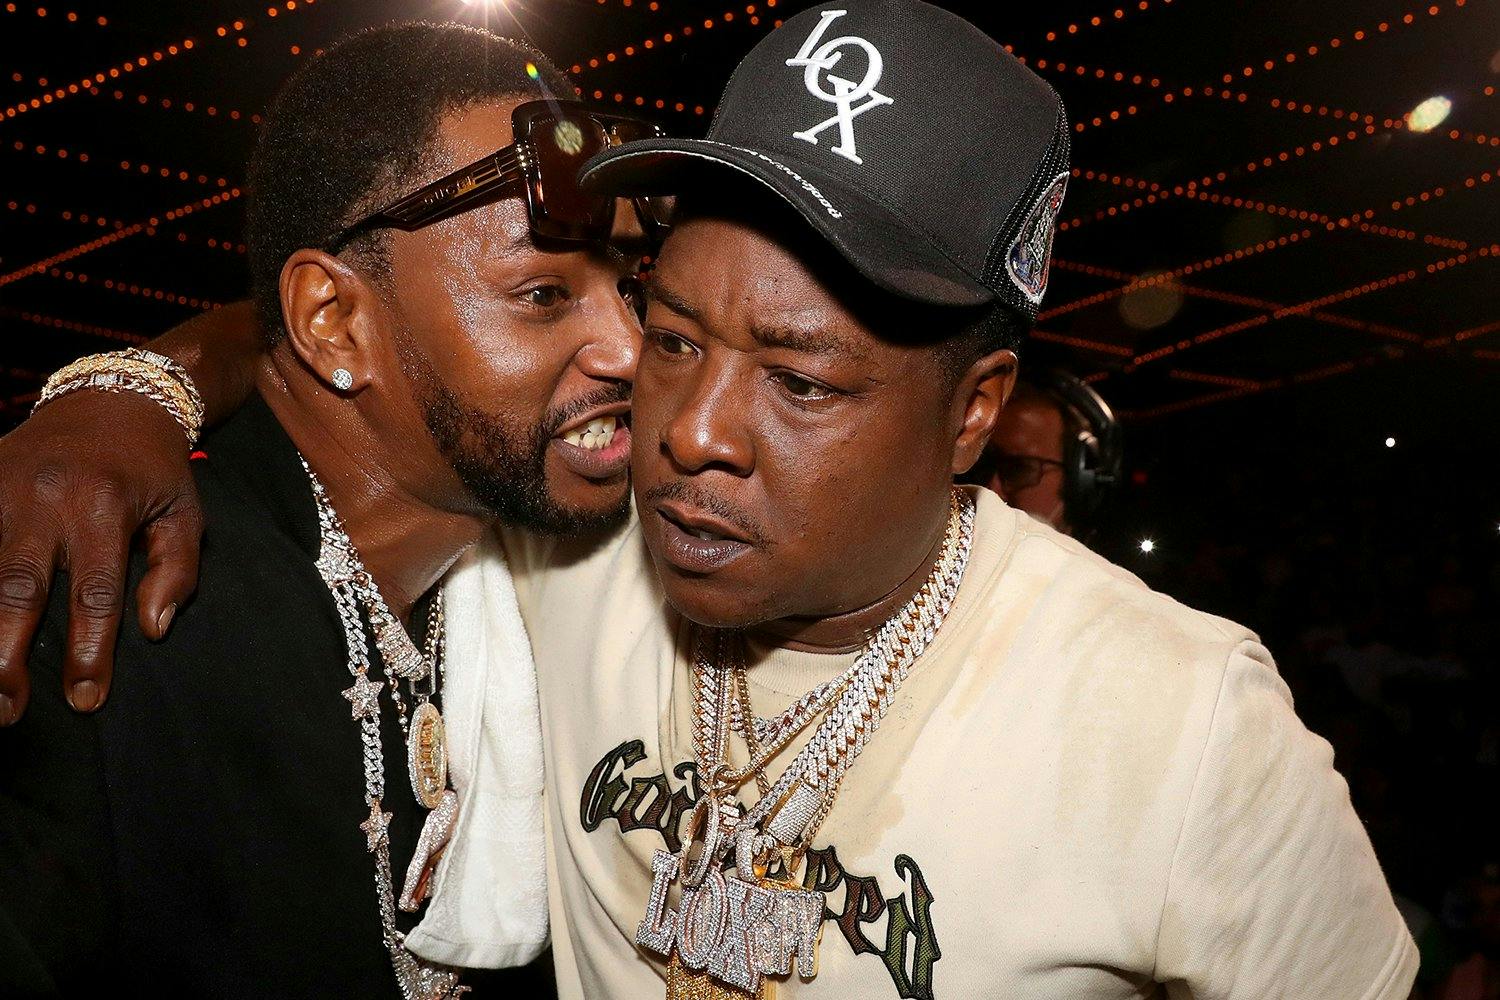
[326,100,672,253]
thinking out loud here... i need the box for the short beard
[397,335,631,536]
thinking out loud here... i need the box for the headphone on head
[1026,368,1123,529]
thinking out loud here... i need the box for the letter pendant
[407,701,448,809]
[637,850,825,999]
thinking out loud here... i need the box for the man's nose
[660,362,755,477]
[575,285,641,384]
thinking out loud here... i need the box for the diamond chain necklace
[302,457,468,1000]
[713,489,974,860]
[636,490,975,999]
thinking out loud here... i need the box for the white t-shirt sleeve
[1153,642,1418,1000]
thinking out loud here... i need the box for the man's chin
[515,480,633,537]
[650,564,777,631]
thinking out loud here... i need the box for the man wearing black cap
[0,2,1416,998]
[519,3,1413,996]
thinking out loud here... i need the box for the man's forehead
[656,216,843,312]
[437,96,526,163]
[649,271,871,370]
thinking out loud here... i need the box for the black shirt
[0,396,554,998]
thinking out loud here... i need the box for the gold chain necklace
[637,490,975,999]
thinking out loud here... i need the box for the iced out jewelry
[637,490,975,1000]
[303,456,468,1000]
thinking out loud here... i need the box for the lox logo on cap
[785,9,894,165]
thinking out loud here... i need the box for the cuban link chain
[637,490,975,999]
[303,457,468,1000]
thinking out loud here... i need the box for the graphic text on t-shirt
[581,739,943,999]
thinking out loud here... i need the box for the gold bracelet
[36,350,205,444]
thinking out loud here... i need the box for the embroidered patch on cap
[1005,172,1068,305]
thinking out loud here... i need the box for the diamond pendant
[638,850,823,999]
[407,701,448,809]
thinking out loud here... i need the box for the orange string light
[1042,0,1174,42]
[1167,368,1262,390]
[0,188,242,286]
[105,88,264,125]
[1055,168,1170,230]
[1042,229,1315,320]
[6,197,247,254]
[8,136,232,187]
[1047,162,1488,331]
[1423,320,1500,350]
[574,86,706,115]
[0,225,142,287]
[571,1,777,75]
[3,0,320,122]
[1046,257,1425,345]
[1061,166,1473,252]
[6,196,127,231]
[1155,358,1380,417]
[3,37,198,121]
[1121,245,1498,371]
[1233,0,1460,84]
[0,306,145,345]
[1124,331,1500,420]
[1029,328,1135,357]
[0,4,106,24]
[1059,0,1474,136]
[42,266,221,310]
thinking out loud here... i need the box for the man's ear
[950,348,1018,476]
[278,249,382,393]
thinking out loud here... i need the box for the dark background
[1,0,1496,991]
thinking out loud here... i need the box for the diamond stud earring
[331,368,354,391]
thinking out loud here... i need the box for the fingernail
[0,695,15,726]
[155,602,178,639]
[69,680,100,713]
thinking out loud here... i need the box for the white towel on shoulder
[405,531,548,968]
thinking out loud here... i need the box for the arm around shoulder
[0,300,263,724]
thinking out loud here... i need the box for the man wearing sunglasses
[0,22,666,998]
[0,3,1416,999]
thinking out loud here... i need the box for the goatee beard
[398,336,631,536]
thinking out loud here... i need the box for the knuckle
[0,560,49,613]
[81,478,131,524]
[71,569,123,615]
[29,465,71,507]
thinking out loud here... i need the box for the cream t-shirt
[502,488,1417,999]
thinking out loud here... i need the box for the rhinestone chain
[694,490,975,864]
[302,457,468,1000]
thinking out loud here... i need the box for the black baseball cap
[579,0,1070,321]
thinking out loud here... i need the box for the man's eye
[522,284,570,309]
[773,371,833,401]
[652,330,695,356]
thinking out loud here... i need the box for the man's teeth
[562,415,618,451]
[691,528,721,541]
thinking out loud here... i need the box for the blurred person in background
[961,367,1120,537]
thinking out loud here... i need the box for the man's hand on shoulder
[0,390,204,725]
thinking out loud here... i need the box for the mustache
[641,479,766,545]
[542,382,633,438]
